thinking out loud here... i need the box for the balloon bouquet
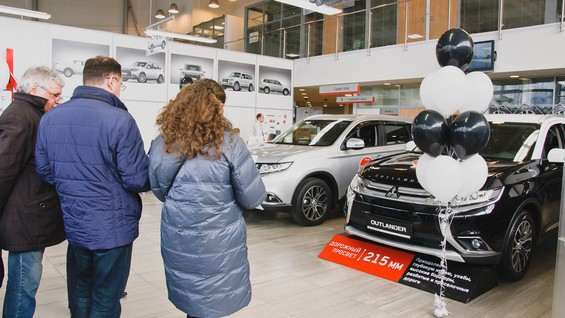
[414,29,494,317]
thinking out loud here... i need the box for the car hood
[249,143,323,162]
[360,152,524,189]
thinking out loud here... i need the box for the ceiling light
[299,88,305,91]
[407,34,423,39]
[383,83,391,86]
[145,29,218,44]
[0,5,51,19]
[273,0,341,15]
[510,75,520,78]
[301,93,307,95]
[146,15,174,28]
[155,9,166,19]
[168,3,179,14]
[208,0,220,9]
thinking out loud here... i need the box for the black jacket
[0,93,66,251]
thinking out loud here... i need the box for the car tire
[149,44,154,52]
[233,82,241,91]
[63,68,73,77]
[248,84,254,92]
[161,41,166,49]
[264,87,270,94]
[122,76,130,82]
[292,178,332,226]
[283,88,289,95]
[157,75,164,84]
[137,72,147,83]
[498,209,535,281]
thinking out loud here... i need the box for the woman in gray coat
[149,79,266,318]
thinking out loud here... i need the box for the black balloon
[449,111,490,159]
[436,28,474,71]
[411,110,449,157]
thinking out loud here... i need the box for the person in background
[35,56,150,317]
[233,127,241,136]
[0,66,66,318]
[251,112,265,140]
[149,79,266,318]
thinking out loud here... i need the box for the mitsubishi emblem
[385,186,399,198]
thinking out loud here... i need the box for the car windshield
[272,119,352,146]
[480,122,539,161]
[229,72,241,78]
[184,65,199,70]
[129,62,146,67]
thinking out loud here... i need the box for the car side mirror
[405,141,419,152]
[547,148,565,163]
[346,138,365,149]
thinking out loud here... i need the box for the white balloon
[460,71,494,113]
[0,60,9,88]
[416,153,434,192]
[457,154,488,197]
[425,155,463,203]
[431,66,468,117]
[420,72,437,111]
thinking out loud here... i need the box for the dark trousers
[69,243,132,318]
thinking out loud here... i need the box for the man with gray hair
[0,66,66,317]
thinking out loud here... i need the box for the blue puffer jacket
[35,86,150,250]
[149,133,266,318]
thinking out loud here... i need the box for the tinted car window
[480,123,539,161]
[542,125,565,158]
[385,124,411,144]
[274,119,352,146]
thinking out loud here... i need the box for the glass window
[556,77,565,105]
[370,0,397,47]
[460,0,499,33]
[384,124,411,145]
[542,125,564,158]
[343,0,367,51]
[503,0,546,29]
[481,123,539,161]
[492,77,555,111]
[275,119,352,146]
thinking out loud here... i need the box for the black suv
[344,114,565,281]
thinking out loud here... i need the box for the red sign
[319,234,415,282]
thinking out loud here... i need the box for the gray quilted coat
[149,133,266,318]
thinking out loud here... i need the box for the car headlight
[449,187,504,207]
[256,162,292,174]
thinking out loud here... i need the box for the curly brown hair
[156,78,233,159]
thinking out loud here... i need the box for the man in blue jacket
[35,56,150,317]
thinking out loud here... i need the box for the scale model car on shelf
[344,114,565,281]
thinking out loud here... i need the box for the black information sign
[398,253,497,303]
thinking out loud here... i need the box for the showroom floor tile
[0,192,555,317]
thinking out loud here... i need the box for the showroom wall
[0,16,294,150]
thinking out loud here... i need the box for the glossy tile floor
[0,192,556,317]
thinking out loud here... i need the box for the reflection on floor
[0,192,555,317]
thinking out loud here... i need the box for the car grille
[349,181,451,250]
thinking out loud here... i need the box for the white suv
[122,61,165,84]
[249,114,412,226]
[220,71,254,91]
[259,79,290,95]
